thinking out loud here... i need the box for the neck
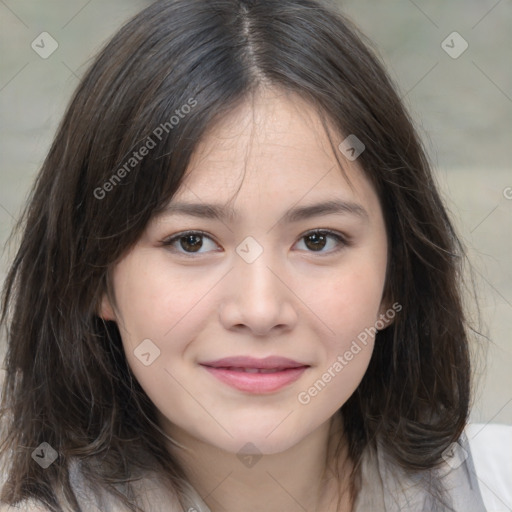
[163,412,354,512]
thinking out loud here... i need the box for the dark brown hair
[1,0,476,510]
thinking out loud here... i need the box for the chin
[214,435,303,458]
[209,420,310,456]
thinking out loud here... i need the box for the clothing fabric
[1,432,487,511]
[352,432,487,511]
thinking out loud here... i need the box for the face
[100,88,390,456]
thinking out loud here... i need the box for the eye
[161,231,220,255]
[294,230,348,254]
[161,229,348,257]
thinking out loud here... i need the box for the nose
[218,250,299,337]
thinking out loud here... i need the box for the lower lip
[202,366,308,393]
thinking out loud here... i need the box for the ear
[376,299,398,331]
[98,293,116,321]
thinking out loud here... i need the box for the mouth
[200,356,310,394]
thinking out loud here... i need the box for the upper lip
[200,356,309,370]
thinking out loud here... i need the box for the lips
[201,355,307,370]
[200,356,309,393]
[216,367,288,374]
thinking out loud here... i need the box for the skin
[100,87,390,511]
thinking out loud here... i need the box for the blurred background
[0,0,511,430]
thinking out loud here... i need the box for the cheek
[295,253,385,407]
[296,268,381,414]
[111,253,213,345]
[304,257,386,344]
[110,255,217,394]
[110,265,205,419]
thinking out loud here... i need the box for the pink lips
[200,356,309,394]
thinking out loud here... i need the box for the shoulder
[355,431,488,512]
[69,457,206,512]
[0,455,205,512]
[433,431,488,511]
[466,422,512,511]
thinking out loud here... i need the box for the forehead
[173,87,378,215]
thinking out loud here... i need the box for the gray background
[1,0,511,428]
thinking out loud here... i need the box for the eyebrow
[158,199,368,224]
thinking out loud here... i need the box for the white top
[2,428,498,512]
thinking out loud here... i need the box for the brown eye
[162,231,219,256]
[180,234,203,252]
[295,230,347,254]
[303,232,328,251]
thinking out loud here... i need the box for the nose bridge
[234,240,281,303]
[219,238,297,334]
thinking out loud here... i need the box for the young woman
[0,0,487,510]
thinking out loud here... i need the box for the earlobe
[376,301,395,330]
[98,293,116,321]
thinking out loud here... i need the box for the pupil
[181,234,202,252]
[305,233,326,251]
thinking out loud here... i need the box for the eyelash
[160,229,349,257]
